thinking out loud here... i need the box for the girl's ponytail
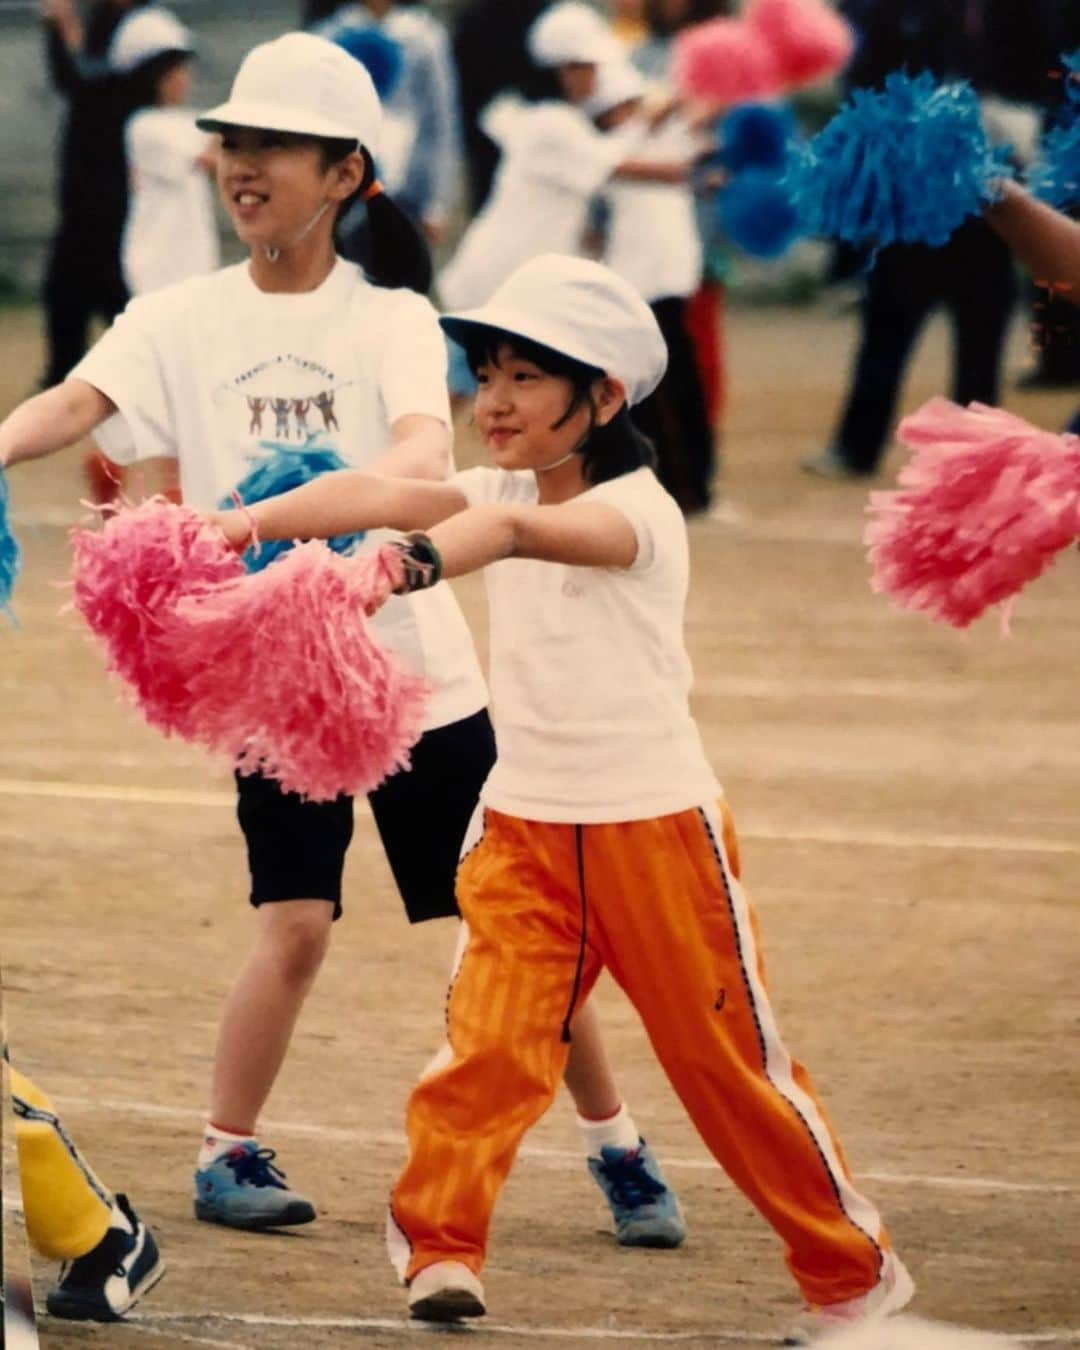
[330,145,433,294]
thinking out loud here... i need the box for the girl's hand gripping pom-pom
[70,497,244,735]
[865,398,1080,628]
[0,465,22,625]
[170,541,429,801]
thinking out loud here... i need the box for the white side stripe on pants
[698,801,885,1272]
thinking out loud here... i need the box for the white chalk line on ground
[2,777,1078,858]
[53,1096,1075,1197]
[129,1311,1080,1346]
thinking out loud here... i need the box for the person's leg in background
[944,219,1019,409]
[806,246,937,479]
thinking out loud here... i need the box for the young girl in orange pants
[208,253,914,1342]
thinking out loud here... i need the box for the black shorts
[236,708,496,923]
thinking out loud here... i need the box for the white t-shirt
[604,114,702,303]
[122,108,219,296]
[73,259,488,733]
[453,465,721,822]
[439,98,640,311]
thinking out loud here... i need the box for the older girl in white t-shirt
[204,254,913,1339]
[0,34,681,1251]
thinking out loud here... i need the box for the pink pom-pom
[865,398,1080,628]
[170,541,428,801]
[745,0,854,89]
[70,498,244,735]
[673,19,781,105]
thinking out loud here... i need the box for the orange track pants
[388,801,892,1307]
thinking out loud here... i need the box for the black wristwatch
[390,531,443,593]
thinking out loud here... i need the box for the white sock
[577,1103,640,1158]
[197,1121,256,1170]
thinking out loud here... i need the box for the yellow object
[11,1066,112,1261]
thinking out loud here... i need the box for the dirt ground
[1,298,1078,1350]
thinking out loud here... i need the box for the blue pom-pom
[1030,57,1080,209]
[333,26,405,101]
[783,70,1012,249]
[1030,115,1080,208]
[224,446,366,575]
[719,102,796,174]
[0,465,21,625]
[717,168,802,259]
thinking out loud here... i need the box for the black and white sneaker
[45,1194,165,1322]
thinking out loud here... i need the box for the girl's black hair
[459,329,657,487]
[128,48,192,107]
[318,139,433,293]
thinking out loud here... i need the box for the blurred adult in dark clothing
[451,0,550,214]
[805,0,1058,479]
[39,0,149,388]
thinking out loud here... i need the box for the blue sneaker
[193,1142,316,1231]
[587,1139,687,1248]
[46,1194,165,1321]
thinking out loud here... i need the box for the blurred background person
[307,0,462,247]
[38,0,149,389]
[608,0,648,49]
[629,0,734,472]
[592,61,717,512]
[450,0,551,215]
[114,7,217,297]
[802,0,1061,480]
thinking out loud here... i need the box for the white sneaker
[783,1253,915,1345]
[407,1260,486,1323]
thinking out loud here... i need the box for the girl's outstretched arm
[210,471,469,552]
[426,499,639,580]
[0,379,116,468]
[985,181,1080,300]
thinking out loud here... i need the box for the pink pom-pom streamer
[169,540,429,801]
[70,498,244,736]
[745,0,854,89]
[673,19,781,105]
[865,398,1080,628]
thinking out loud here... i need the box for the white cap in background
[527,2,623,68]
[196,32,381,154]
[440,254,668,406]
[583,60,646,119]
[109,6,194,73]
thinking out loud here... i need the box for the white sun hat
[196,32,381,154]
[527,2,624,68]
[583,60,646,119]
[440,254,668,406]
[109,6,193,73]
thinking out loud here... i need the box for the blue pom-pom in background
[783,70,1012,250]
[333,26,405,101]
[1029,52,1080,209]
[0,465,21,624]
[719,103,796,174]
[223,446,367,575]
[716,169,802,260]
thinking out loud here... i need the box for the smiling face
[215,127,360,255]
[474,344,594,473]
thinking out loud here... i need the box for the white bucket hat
[583,60,646,119]
[109,6,193,74]
[440,254,668,407]
[527,2,623,68]
[197,32,381,155]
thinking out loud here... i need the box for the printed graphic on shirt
[224,353,353,448]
